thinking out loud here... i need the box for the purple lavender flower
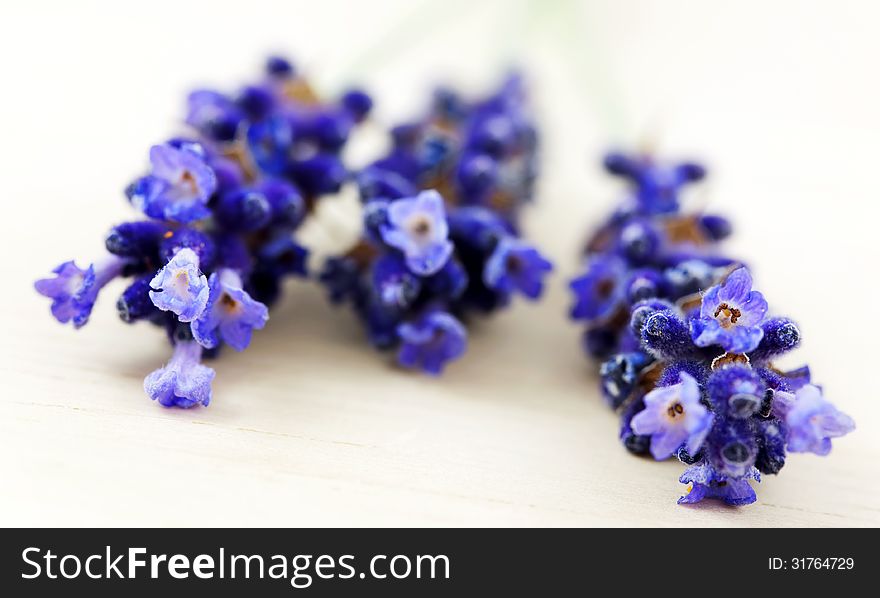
[380,190,453,276]
[246,114,294,176]
[631,372,713,460]
[148,248,210,322]
[677,462,760,506]
[691,267,768,354]
[35,255,126,328]
[397,311,467,375]
[569,255,626,322]
[37,56,371,408]
[663,258,726,297]
[144,340,215,408]
[575,150,856,506]
[484,236,553,299]
[372,253,421,308]
[191,269,269,351]
[131,144,217,223]
[185,90,243,142]
[327,77,545,373]
[772,385,855,455]
[604,152,706,214]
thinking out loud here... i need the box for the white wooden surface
[2,0,878,527]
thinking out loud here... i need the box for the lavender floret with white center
[148,248,210,322]
[380,190,453,276]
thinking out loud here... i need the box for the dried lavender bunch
[569,152,854,505]
[35,57,371,408]
[320,75,552,374]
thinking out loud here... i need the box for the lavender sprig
[36,56,371,407]
[569,151,855,505]
[320,75,552,374]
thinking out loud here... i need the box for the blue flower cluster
[320,76,552,374]
[569,152,855,505]
[36,57,371,408]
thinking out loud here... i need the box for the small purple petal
[726,325,765,354]
[651,430,688,460]
[397,311,467,375]
[736,290,769,326]
[698,284,722,319]
[718,267,753,303]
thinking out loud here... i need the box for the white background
[1,0,878,526]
